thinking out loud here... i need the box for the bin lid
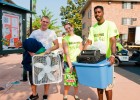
[73,59,110,67]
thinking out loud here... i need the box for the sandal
[63,96,68,100]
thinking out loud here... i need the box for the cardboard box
[73,60,113,89]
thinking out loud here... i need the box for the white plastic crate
[32,53,62,85]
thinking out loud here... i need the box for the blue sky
[12,0,67,30]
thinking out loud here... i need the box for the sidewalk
[0,54,140,100]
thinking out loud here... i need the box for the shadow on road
[115,63,140,84]
[52,79,98,100]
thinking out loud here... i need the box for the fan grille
[32,54,62,85]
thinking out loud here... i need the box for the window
[88,10,91,19]
[132,18,137,21]
[122,18,133,25]
[82,23,86,29]
[122,2,133,9]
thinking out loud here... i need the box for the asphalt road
[115,62,140,84]
[0,54,140,100]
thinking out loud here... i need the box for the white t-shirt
[29,29,57,50]
[58,37,63,44]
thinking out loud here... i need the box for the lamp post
[30,0,32,33]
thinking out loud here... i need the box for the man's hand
[28,52,35,56]
[108,55,115,65]
[70,67,73,73]
[45,49,51,54]
[83,39,92,50]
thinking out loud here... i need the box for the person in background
[22,16,59,100]
[116,38,123,52]
[84,6,119,100]
[116,42,123,52]
[62,23,83,100]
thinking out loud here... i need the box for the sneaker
[63,96,67,100]
[27,94,39,100]
[0,87,5,91]
[63,95,68,100]
[43,95,48,100]
[74,95,80,100]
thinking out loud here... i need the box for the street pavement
[0,54,140,100]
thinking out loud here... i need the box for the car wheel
[114,58,120,67]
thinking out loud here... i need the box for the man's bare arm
[108,36,116,65]
[45,39,59,54]
[83,39,92,50]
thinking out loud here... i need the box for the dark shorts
[28,71,34,85]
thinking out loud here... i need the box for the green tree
[30,8,61,35]
[60,0,86,36]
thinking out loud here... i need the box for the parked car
[114,49,140,66]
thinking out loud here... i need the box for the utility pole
[30,0,32,34]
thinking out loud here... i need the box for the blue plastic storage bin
[73,60,113,89]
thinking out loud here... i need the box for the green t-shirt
[63,35,82,62]
[116,42,123,51]
[88,20,119,58]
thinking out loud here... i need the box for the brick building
[80,0,140,41]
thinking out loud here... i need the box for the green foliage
[32,8,62,34]
[32,0,37,13]
[60,0,86,36]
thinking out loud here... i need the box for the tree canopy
[60,0,86,36]
[28,8,62,36]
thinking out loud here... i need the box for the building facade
[80,0,140,41]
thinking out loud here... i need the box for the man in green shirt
[84,6,119,100]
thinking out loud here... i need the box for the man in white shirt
[26,16,59,100]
